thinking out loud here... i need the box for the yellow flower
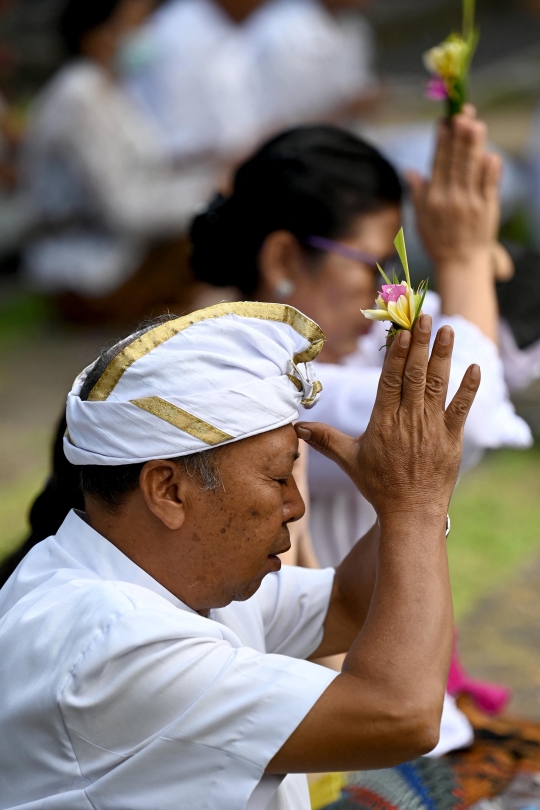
[362,283,423,331]
[360,228,428,335]
[423,36,469,81]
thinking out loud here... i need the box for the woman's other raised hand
[408,105,501,343]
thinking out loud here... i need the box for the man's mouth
[268,543,291,561]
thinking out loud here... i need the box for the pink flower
[426,77,449,101]
[378,283,407,304]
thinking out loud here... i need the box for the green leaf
[463,0,475,41]
[393,227,411,287]
[410,280,429,330]
[376,262,391,285]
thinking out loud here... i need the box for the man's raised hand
[296,315,481,523]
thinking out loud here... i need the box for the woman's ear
[257,230,307,299]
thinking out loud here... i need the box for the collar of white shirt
[54,508,197,612]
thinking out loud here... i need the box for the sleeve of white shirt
[59,594,337,805]
[423,293,533,469]
[256,566,335,658]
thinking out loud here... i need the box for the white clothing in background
[303,292,533,569]
[21,61,215,296]
[248,0,377,131]
[126,0,376,161]
[127,0,262,161]
[499,318,540,393]
[0,510,337,810]
[428,694,474,758]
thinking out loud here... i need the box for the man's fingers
[371,328,412,417]
[295,422,359,475]
[444,364,481,437]
[424,326,454,412]
[400,315,432,410]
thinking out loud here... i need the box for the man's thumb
[295,422,358,473]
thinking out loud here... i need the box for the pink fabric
[448,633,511,716]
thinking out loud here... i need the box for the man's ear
[139,460,188,531]
[258,230,306,295]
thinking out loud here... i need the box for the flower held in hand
[361,228,428,341]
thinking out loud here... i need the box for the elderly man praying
[0,302,480,810]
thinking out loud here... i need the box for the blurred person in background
[125,0,525,297]
[125,0,379,167]
[248,0,380,132]
[20,0,219,324]
[0,0,37,274]
[126,0,267,165]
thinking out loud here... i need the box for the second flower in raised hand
[423,0,478,117]
[361,228,428,341]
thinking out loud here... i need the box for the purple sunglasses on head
[305,235,397,274]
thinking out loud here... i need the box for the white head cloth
[64,302,325,466]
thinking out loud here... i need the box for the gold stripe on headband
[130,396,233,446]
[88,302,325,402]
[287,374,303,392]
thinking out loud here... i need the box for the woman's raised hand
[407,105,501,343]
[408,105,501,266]
[296,315,480,522]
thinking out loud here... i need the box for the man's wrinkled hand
[296,315,480,521]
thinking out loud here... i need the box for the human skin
[216,0,267,23]
[409,105,502,344]
[79,0,157,73]
[256,107,502,360]
[85,316,480,772]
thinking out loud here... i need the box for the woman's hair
[190,125,403,297]
[59,0,124,55]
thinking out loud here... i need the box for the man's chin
[232,562,280,603]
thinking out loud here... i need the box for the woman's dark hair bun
[190,126,403,297]
[190,193,260,296]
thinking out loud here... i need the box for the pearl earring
[275,279,296,299]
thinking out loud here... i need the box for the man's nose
[284,476,306,523]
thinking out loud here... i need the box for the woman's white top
[21,61,215,296]
[303,293,533,569]
[0,510,337,810]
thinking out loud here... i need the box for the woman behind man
[190,109,532,567]
[20,0,216,323]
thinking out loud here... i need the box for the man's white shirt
[0,510,337,810]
